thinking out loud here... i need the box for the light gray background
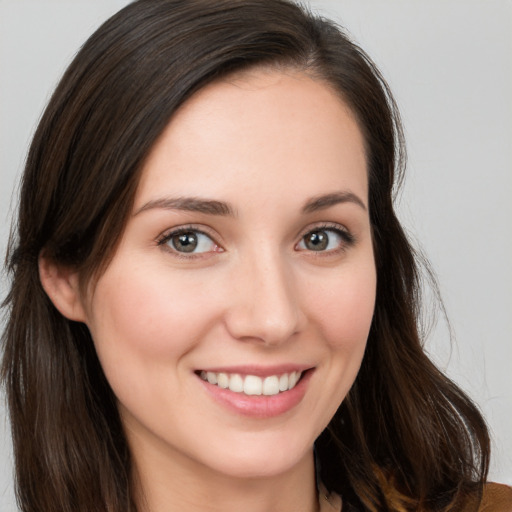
[1,1,511,509]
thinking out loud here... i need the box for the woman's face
[79,69,376,480]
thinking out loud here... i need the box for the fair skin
[40,69,376,512]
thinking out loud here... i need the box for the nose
[224,249,304,346]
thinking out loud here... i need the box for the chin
[196,432,315,480]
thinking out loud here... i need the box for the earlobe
[38,253,87,322]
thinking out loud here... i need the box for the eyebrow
[301,191,367,213]
[134,197,236,217]
[134,190,366,217]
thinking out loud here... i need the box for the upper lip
[195,364,313,378]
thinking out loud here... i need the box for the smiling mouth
[198,370,304,396]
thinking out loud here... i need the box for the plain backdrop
[1,1,511,510]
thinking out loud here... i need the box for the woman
[1,1,510,511]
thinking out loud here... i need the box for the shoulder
[476,483,512,511]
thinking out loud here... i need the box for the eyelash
[156,223,355,259]
[295,223,355,256]
[157,225,222,260]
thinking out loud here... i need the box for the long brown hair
[1,1,489,511]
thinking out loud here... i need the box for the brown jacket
[319,482,512,511]
[476,483,512,511]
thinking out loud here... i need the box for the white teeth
[243,375,262,395]
[279,373,289,391]
[217,372,229,389]
[288,371,299,389]
[199,370,303,396]
[229,374,244,393]
[263,376,280,396]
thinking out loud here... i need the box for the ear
[38,253,87,322]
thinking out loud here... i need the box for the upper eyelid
[296,221,351,239]
[156,221,353,248]
[157,226,223,259]
[295,223,356,252]
[157,224,220,243]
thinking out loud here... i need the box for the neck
[130,433,318,512]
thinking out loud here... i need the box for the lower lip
[198,370,313,418]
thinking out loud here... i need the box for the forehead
[135,68,367,208]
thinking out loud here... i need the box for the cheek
[305,261,376,352]
[86,264,222,376]
[298,261,376,431]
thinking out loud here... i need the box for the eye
[296,226,353,253]
[159,229,221,255]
